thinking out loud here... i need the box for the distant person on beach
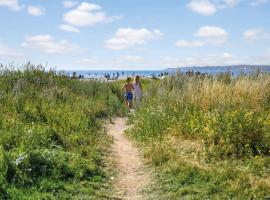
[121,77,134,112]
[134,75,142,102]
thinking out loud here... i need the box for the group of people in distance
[121,75,142,112]
[104,72,120,81]
[185,70,207,77]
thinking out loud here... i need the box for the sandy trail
[107,117,150,200]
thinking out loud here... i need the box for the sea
[61,65,270,79]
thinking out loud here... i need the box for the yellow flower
[204,127,210,132]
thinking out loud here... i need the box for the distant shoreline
[59,65,270,80]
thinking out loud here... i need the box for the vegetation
[0,65,125,199]
[1,65,270,199]
[128,72,270,199]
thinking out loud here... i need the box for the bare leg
[129,101,133,110]
[125,100,130,112]
[127,101,131,112]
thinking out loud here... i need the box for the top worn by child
[121,77,134,112]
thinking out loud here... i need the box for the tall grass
[128,73,270,199]
[0,65,125,199]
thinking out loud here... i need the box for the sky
[0,0,270,70]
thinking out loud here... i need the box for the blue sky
[0,0,270,70]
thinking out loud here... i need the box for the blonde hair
[134,75,140,85]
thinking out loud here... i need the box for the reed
[128,73,270,199]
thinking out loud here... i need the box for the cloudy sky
[0,0,270,70]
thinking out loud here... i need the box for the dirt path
[107,117,150,200]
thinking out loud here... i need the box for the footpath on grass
[107,117,151,200]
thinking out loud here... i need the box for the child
[121,77,134,112]
[134,75,142,102]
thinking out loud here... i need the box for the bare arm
[121,83,126,91]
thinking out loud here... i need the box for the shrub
[129,74,270,159]
[0,65,125,198]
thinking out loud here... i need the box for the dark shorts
[126,92,133,102]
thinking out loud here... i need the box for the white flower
[14,154,28,165]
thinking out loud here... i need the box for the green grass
[0,65,125,199]
[128,72,270,199]
[2,66,270,199]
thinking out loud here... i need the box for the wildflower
[14,154,28,165]
[204,127,210,132]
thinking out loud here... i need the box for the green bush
[0,65,125,198]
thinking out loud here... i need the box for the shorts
[126,92,133,102]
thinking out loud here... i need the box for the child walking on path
[133,75,143,103]
[121,77,134,112]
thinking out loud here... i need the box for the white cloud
[63,1,78,8]
[196,25,228,45]
[63,2,120,28]
[195,26,228,37]
[162,52,238,67]
[76,55,144,68]
[222,52,235,58]
[244,29,270,40]
[119,55,143,62]
[223,0,239,6]
[60,24,80,33]
[176,40,205,47]
[215,0,240,8]
[247,49,270,64]
[0,44,24,59]
[250,0,268,6]
[112,55,144,67]
[27,6,45,16]
[186,0,251,16]
[22,35,79,54]
[0,0,23,11]
[187,0,217,15]
[176,26,228,48]
[162,49,270,67]
[105,28,163,50]
[77,57,98,65]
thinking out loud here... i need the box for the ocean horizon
[61,65,270,78]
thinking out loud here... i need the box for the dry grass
[128,73,270,199]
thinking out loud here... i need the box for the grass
[0,64,125,199]
[1,65,269,199]
[128,72,270,199]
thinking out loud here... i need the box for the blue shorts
[126,92,133,102]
